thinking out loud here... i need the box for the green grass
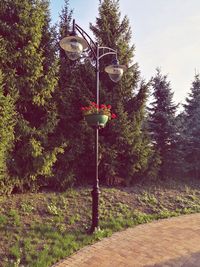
[0,180,200,266]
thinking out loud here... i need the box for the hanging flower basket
[85,114,109,127]
[81,102,117,128]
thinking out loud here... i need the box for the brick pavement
[52,213,200,267]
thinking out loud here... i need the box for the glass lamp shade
[59,36,88,61]
[108,66,124,82]
[105,63,126,82]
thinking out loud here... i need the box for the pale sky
[50,0,200,106]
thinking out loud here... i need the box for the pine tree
[181,74,200,179]
[89,0,150,184]
[0,0,63,191]
[148,69,178,179]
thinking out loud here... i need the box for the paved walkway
[53,213,200,267]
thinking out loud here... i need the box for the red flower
[81,101,117,122]
[111,113,117,119]
[100,104,106,109]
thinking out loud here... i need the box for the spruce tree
[182,74,200,179]
[54,0,96,188]
[89,0,150,184]
[0,70,16,194]
[148,69,178,179]
[0,0,63,191]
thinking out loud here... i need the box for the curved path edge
[52,213,200,267]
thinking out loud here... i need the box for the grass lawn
[0,179,200,267]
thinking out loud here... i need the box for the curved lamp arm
[73,20,118,61]
[74,21,97,58]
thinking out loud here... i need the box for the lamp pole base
[89,187,100,234]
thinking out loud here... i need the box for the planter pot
[85,114,109,127]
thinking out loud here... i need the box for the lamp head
[105,58,126,82]
[59,33,88,61]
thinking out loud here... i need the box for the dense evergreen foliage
[148,69,178,179]
[0,70,16,192]
[181,74,200,179]
[52,0,96,188]
[0,0,199,194]
[90,0,151,185]
[0,0,64,192]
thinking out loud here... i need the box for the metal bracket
[73,20,117,61]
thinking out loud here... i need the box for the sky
[50,0,200,106]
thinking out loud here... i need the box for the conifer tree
[0,70,16,193]
[148,69,178,179]
[54,0,96,188]
[181,74,200,179]
[89,0,150,184]
[0,0,63,191]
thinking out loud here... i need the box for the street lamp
[59,34,88,61]
[59,19,126,233]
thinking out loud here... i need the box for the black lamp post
[59,19,126,233]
